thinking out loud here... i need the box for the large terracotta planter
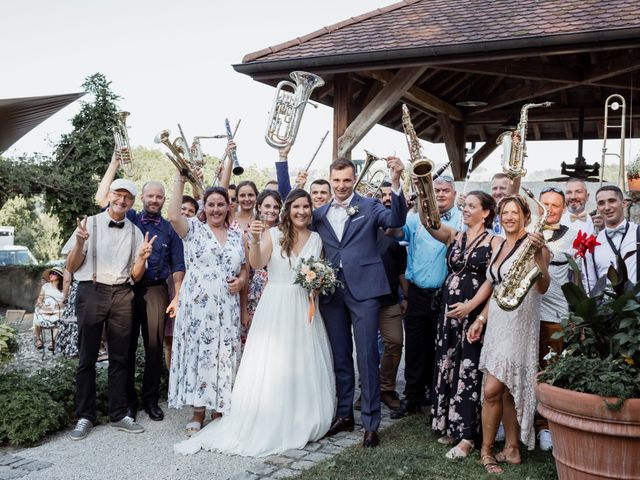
[628,176,640,192]
[536,379,640,480]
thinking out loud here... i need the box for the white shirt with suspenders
[583,220,639,293]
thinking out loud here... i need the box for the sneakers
[495,423,505,442]
[111,415,145,434]
[69,418,93,441]
[538,429,553,451]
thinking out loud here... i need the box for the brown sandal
[35,339,44,350]
[494,445,521,464]
[480,454,504,475]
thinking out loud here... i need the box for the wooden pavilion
[234,0,640,179]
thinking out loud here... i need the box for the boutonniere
[347,205,359,217]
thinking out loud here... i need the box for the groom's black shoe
[144,403,164,421]
[363,430,379,448]
[390,399,421,419]
[326,416,355,436]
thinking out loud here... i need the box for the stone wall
[0,266,43,312]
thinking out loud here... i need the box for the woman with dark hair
[421,191,501,459]
[241,190,282,343]
[175,188,335,457]
[33,266,65,350]
[467,195,550,475]
[167,173,248,435]
[235,180,258,233]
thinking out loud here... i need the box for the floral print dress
[169,218,245,412]
[240,235,268,346]
[432,231,493,441]
[55,280,79,357]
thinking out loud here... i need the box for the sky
[2,0,638,181]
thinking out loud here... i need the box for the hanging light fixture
[456,84,488,107]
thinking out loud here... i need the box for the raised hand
[456,193,467,210]
[76,216,89,244]
[278,144,292,159]
[225,141,237,158]
[139,232,158,260]
[249,219,265,242]
[296,170,309,189]
[386,156,405,189]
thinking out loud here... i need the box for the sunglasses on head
[540,186,565,198]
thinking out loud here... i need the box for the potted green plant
[0,321,20,364]
[627,152,640,192]
[536,235,640,479]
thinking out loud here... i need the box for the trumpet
[354,150,387,198]
[265,71,325,149]
[113,111,134,176]
[497,102,552,180]
[600,94,627,191]
[154,127,204,196]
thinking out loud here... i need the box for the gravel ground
[14,403,262,480]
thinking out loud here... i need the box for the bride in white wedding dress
[175,189,336,457]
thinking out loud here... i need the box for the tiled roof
[243,0,640,64]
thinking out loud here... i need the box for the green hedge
[0,343,168,447]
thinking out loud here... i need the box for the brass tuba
[401,104,442,229]
[493,187,549,311]
[265,71,325,149]
[154,126,204,196]
[497,102,552,180]
[354,150,387,197]
[113,111,134,176]
[600,94,627,191]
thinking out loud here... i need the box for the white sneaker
[538,429,553,451]
[495,423,505,442]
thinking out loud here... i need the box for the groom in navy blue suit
[312,157,407,448]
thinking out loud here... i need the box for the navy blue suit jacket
[312,191,407,301]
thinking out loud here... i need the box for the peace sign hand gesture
[138,232,157,260]
[76,216,89,245]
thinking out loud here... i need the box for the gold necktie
[570,212,587,222]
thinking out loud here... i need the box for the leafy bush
[0,322,19,363]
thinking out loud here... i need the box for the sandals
[445,439,474,459]
[185,421,202,437]
[494,445,521,465]
[480,454,504,475]
[35,339,44,350]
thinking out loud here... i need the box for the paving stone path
[0,453,52,480]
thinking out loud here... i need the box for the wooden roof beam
[436,60,581,84]
[467,130,503,173]
[364,70,464,121]
[337,66,427,157]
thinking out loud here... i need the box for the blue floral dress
[169,218,245,412]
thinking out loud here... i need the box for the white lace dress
[175,228,336,457]
[479,247,540,450]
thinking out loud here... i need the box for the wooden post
[336,66,427,158]
[438,113,465,179]
[332,73,351,160]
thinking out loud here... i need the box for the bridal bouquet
[293,257,342,322]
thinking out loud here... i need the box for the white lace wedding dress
[175,228,336,457]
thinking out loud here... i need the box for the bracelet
[278,156,288,161]
[476,314,487,325]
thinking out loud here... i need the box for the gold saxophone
[497,102,552,180]
[401,104,441,229]
[493,187,548,311]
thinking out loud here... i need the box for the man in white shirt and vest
[63,179,155,441]
[561,177,604,235]
[584,185,638,293]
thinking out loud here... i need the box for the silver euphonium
[497,102,552,180]
[113,111,134,176]
[265,71,325,149]
[154,125,204,196]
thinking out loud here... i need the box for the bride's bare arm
[248,220,273,269]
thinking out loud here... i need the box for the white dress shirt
[62,211,144,285]
[326,193,354,242]
[561,210,594,236]
[540,225,578,323]
[583,220,638,293]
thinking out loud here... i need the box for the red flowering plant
[539,229,640,409]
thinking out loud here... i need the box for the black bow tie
[108,220,125,229]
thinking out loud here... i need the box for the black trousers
[402,282,441,406]
[126,283,169,408]
[75,282,133,422]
